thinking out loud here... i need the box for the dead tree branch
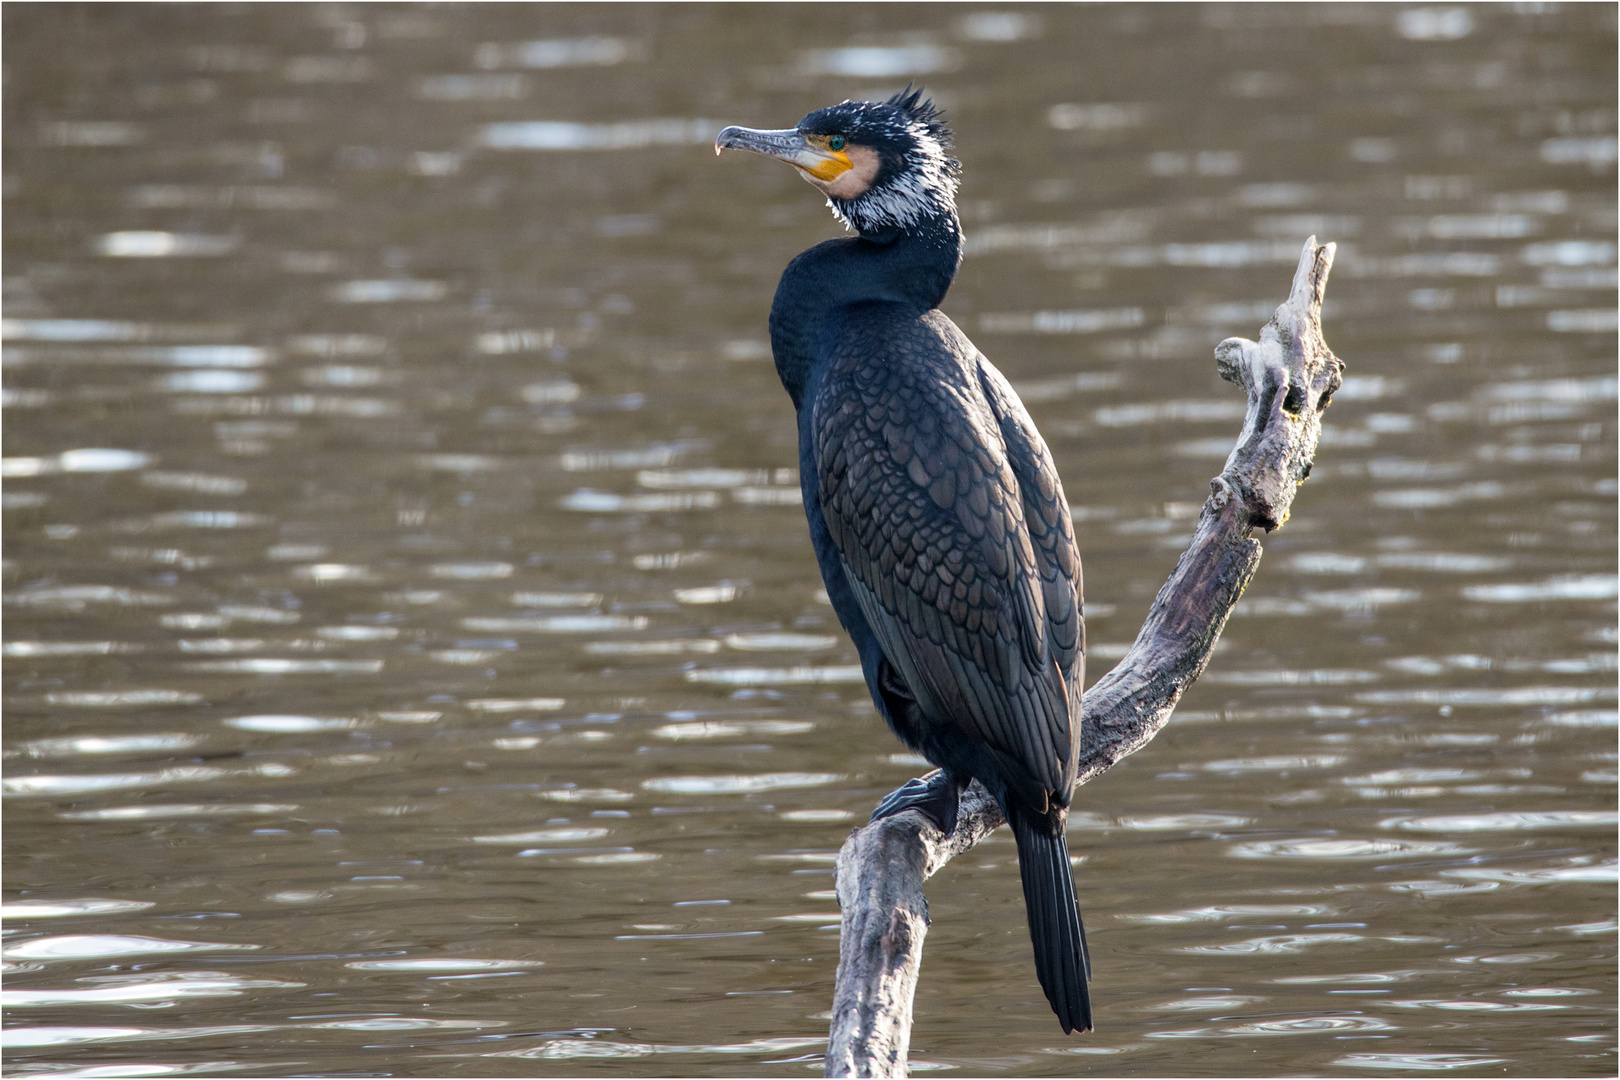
[824,237,1344,1079]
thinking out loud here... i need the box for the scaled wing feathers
[814,308,1083,799]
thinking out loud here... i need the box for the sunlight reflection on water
[3,4,1613,1076]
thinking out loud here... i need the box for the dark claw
[870,772,961,835]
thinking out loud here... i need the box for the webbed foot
[870,771,962,836]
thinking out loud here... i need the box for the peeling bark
[824,238,1343,1079]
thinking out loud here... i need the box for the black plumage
[717,89,1091,1035]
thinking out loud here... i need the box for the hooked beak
[714,125,853,183]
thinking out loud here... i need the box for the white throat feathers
[825,124,959,235]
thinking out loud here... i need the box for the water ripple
[1273,969,1435,986]
[481,118,720,151]
[684,665,864,686]
[1120,904,1329,925]
[1,1025,270,1048]
[1357,686,1613,707]
[8,587,174,610]
[1441,860,1617,885]
[0,1016,502,1047]
[0,899,155,919]
[431,561,513,580]
[801,45,958,78]
[464,615,646,632]
[1223,1014,1392,1035]
[1151,995,1266,1011]
[587,639,719,655]
[6,767,234,797]
[1229,838,1474,859]
[1,970,304,1007]
[638,468,769,488]
[1336,1054,1510,1071]
[3,641,128,658]
[329,279,446,303]
[1114,813,1252,830]
[676,585,739,604]
[1382,811,1618,832]
[44,689,201,707]
[1181,933,1364,955]
[224,715,353,733]
[473,828,609,844]
[1149,1014,1393,1038]
[511,590,602,607]
[186,658,381,674]
[488,1034,821,1060]
[561,489,721,512]
[1346,768,1482,784]
[573,851,659,864]
[538,788,631,803]
[642,773,843,795]
[2,448,150,475]
[19,734,197,756]
[476,37,632,70]
[467,697,565,712]
[345,958,542,972]
[60,804,297,821]
[1202,755,1345,772]
[1464,574,1618,602]
[2,935,258,962]
[1387,998,1565,1012]
[1299,588,1422,611]
[722,633,839,651]
[1387,880,1500,896]
[3,318,148,340]
[652,720,816,740]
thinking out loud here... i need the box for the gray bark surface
[824,238,1343,1079]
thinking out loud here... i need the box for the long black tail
[1009,802,1092,1034]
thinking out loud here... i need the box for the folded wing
[814,307,1080,803]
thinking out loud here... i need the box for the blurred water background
[3,4,1615,1076]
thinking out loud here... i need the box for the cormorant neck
[770,207,962,409]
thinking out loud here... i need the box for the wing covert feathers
[813,308,1083,798]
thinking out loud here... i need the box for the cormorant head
[716,88,960,237]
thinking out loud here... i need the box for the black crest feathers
[886,85,953,150]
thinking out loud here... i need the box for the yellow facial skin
[797,134,854,182]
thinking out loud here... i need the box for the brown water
[3,5,1615,1077]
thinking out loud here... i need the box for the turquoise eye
[828,135,846,152]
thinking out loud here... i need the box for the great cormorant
[717,89,1091,1035]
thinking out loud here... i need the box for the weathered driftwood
[825,238,1343,1079]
